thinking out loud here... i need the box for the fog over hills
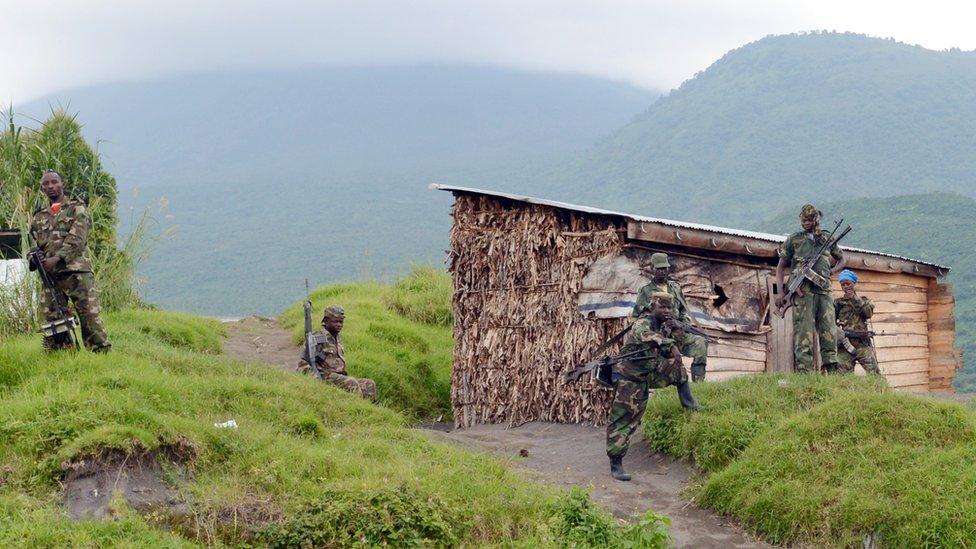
[548,32,976,227]
[21,66,656,315]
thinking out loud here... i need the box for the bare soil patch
[62,445,191,521]
[222,316,298,372]
[425,422,771,548]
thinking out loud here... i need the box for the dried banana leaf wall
[448,193,627,427]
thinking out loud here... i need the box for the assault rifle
[777,219,852,318]
[564,346,685,387]
[663,318,717,343]
[564,348,655,387]
[27,246,79,350]
[302,286,324,380]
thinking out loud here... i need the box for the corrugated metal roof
[429,183,950,272]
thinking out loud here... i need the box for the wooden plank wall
[703,328,768,381]
[927,279,963,391]
[835,270,931,391]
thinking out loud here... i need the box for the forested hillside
[552,32,976,226]
[20,66,655,315]
[763,192,976,392]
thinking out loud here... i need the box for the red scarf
[50,203,61,215]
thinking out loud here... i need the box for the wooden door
[766,276,795,372]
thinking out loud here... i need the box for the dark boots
[610,455,631,481]
[677,381,701,411]
[691,363,706,382]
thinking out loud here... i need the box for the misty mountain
[21,66,656,315]
[548,32,976,227]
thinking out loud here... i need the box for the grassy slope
[0,307,651,547]
[643,375,976,546]
[278,266,454,421]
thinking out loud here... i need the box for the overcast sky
[3,0,975,103]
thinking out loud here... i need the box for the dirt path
[222,316,299,372]
[426,423,769,548]
[221,317,770,547]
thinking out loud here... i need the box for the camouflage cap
[650,252,670,269]
[321,305,345,322]
[799,204,821,221]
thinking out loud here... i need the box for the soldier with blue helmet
[834,269,881,375]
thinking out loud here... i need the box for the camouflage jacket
[631,280,690,323]
[303,329,347,375]
[779,230,843,294]
[835,296,874,334]
[621,314,675,357]
[30,198,94,274]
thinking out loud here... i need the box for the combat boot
[677,381,701,411]
[610,455,631,481]
[691,363,706,382]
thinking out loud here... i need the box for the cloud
[2,0,975,103]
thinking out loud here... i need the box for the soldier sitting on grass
[297,306,377,400]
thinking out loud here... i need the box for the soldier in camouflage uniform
[297,305,377,400]
[29,170,111,352]
[608,293,700,481]
[834,269,881,375]
[632,252,709,381]
[775,204,846,373]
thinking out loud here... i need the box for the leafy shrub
[257,486,461,547]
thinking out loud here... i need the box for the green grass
[0,306,668,547]
[643,374,976,546]
[279,267,453,421]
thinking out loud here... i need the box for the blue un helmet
[838,269,858,284]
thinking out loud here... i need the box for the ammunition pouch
[42,316,77,349]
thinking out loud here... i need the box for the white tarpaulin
[577,254,649,319]
[0,259,26,288]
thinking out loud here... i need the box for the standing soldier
[632,252,709,381]
[608,293,700,482]
[775,204,845,373]
[298,305,377,400]
[29,170,111,352]
[834,269,881,375]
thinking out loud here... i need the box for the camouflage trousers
[792,291,838,373]
[40,272,111,352]
[836,337,880,375]
[297,360,377,401]
[675,331,708,381]
[606,357,681,458]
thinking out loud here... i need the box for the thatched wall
[448,194,626,427]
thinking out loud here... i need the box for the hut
[432,185,963,428]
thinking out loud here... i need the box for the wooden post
[766,276,794,372]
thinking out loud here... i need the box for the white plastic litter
[214,419,238,429]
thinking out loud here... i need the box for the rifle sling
[590,321,634,358]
